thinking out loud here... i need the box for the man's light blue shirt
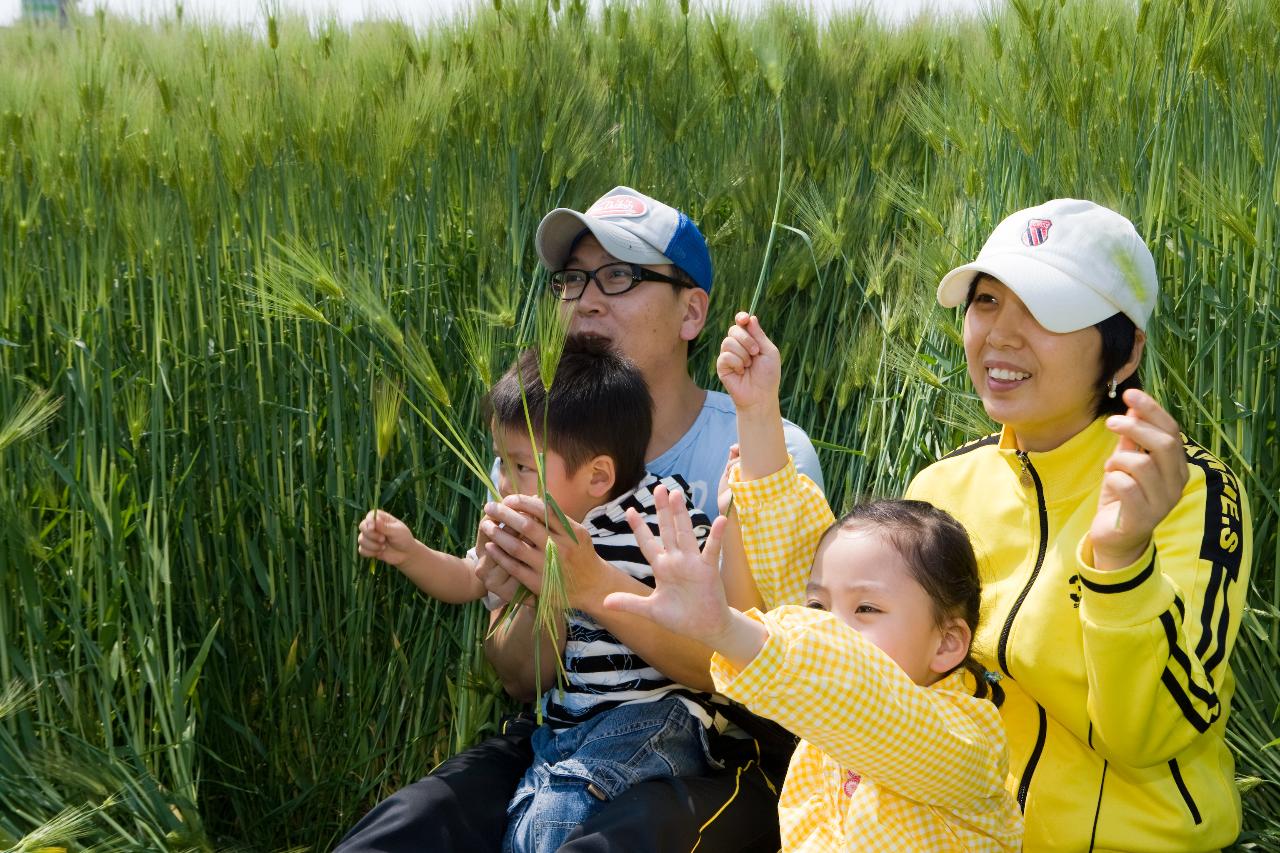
[646,390,823,520]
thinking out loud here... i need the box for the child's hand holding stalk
[357,510,487,604]
[716,313,789,481]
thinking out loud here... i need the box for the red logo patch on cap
[587,196,648,219]
[1022,218,1053,247]
[842,771,861,797]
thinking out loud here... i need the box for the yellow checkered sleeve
[728,458,834,610]
[710,607,1023,851]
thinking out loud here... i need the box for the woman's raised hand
[717,312,781,412]
[1089,389,1189,570]
[603,486,733,645]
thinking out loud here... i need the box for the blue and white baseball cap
[536,186,714,293]
[936,198,1158,332]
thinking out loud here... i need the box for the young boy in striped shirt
[357,336,720,853]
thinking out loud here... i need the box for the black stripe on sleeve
[1182,439,1245,676]
[1159,669,1213,733]
[1079,551,1156,593]
[1159,606,1221,707]
[940,433,1000,460]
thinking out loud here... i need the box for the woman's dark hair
[825,499,990,699]
[965,276,1142,418]
[1095,312,1142,416]
[483,335,652,501]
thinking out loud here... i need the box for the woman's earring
[1108,377,1118,399]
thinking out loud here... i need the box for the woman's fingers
[1106,413,1181,456]
[1121,388,1182,435]
[1105,415,1187,495]
[1101,467,1149,510]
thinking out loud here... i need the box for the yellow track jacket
[906,418,1251,851]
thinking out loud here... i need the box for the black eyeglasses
[548,262,691,301]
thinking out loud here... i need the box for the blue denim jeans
[502,695,715,853]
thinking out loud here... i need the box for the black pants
[334,713,788,853]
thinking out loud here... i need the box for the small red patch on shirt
[842,771,861,797]
[587,196,647,218]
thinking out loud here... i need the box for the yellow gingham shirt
[717,459,1024,851]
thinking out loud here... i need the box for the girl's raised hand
[716,312,781,412]
[603,486,733,645]
[1089,389,1189,570]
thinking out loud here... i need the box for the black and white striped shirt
[542,473,718,730]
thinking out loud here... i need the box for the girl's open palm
[603,485,732,645]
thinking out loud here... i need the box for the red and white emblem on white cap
[842,771,861,797]
[1022,218,1053,247]
[587,195,648,218]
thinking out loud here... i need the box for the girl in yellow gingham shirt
[604,313,1022,851]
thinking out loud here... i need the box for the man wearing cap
[529,186,822,522]
[336,187,822,853]
[905,198,1250,850]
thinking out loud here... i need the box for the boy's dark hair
[483,335,652,501]
[825,499,990,699]
[965,276,1142,418]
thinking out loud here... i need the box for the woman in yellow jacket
[906,199,1251,851]
[716,198,1250,851]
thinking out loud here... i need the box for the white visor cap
[937,199,1158,333]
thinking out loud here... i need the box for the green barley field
[2,0,1277,848]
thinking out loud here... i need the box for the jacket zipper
[1002,450,1050,812]
[997,451,1048,674]
[1018,705,1048,811]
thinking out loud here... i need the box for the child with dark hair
[602,316,1024,850]
[357,335,720,853]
